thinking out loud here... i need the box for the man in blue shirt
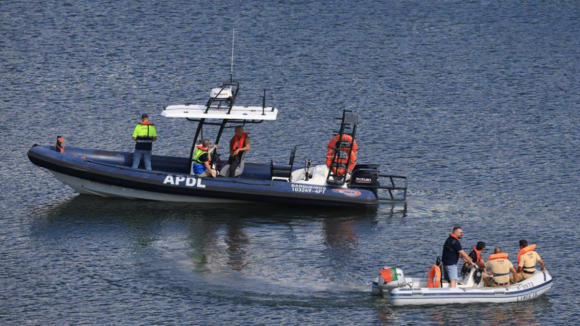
[442,226,475,288]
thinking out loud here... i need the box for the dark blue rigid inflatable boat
[28,80,407,207]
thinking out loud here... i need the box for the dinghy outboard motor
[473,268,483,284]
[372,266,405,295]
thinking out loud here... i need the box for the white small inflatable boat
[371,266,553,306]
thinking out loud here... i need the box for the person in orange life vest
[481,246,503,276]
[482,247,518,287]
[222,126,250,177]
[132,113,157,170]
[461,241,487,277]
[441,226,475,288]
[192,139,217,178]
[55,136,65,153]
[516,239,546,282]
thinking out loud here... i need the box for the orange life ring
[427,265,441,288]
[326,134,358,175]
[327,151,357,175]
[488,253,509,260]
[517,244,536,263]
[327,134,359,153]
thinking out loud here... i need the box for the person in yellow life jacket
[192,139,217,178]
[132,114,157,170]
[516,239,546,282]
[482,248,518,287]
[220,126,251,177]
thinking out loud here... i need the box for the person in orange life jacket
[482,247,518,287]
[481,247,503,276]
[223,126,250,177]
[441,226,475,288]
[55,136,65,153]
[516,239,546,282]
[461,241,487,277]
[132,114,157,170]
[193,139,217,178]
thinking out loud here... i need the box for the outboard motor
[350,168,379,191]
[372,266,405,295]
[473,268,483,285]
[461,266,484,287]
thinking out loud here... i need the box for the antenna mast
[230,29,236,82]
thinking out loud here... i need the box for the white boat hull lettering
[163,175,206,188]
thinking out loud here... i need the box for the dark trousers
[227,156,241,177]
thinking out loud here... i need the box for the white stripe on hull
[390,283,552,305]
[49,171,248,204]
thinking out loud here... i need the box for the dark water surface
[1,0,579,325]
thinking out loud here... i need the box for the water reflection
[323,218,359,251]
[28,195,406,278]
[374,294,552,325]
[482,297,552,326]
[224,220,250,271]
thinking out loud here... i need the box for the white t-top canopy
[161,104,278,120]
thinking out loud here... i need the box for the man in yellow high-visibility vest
[132,113,157,170]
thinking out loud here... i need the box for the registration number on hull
[517,292,538,301]
[291,184,325,194]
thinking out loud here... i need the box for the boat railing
[326,110,358,186]
[377,174,407,201]
[270,147,297,181]
[350,173,407,201]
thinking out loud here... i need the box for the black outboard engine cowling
[350,168,380,194]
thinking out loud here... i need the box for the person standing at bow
[442,226,475,288]
[132,113,157,170]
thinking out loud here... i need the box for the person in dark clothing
[461,241,487,277]
[442,226,475,288]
